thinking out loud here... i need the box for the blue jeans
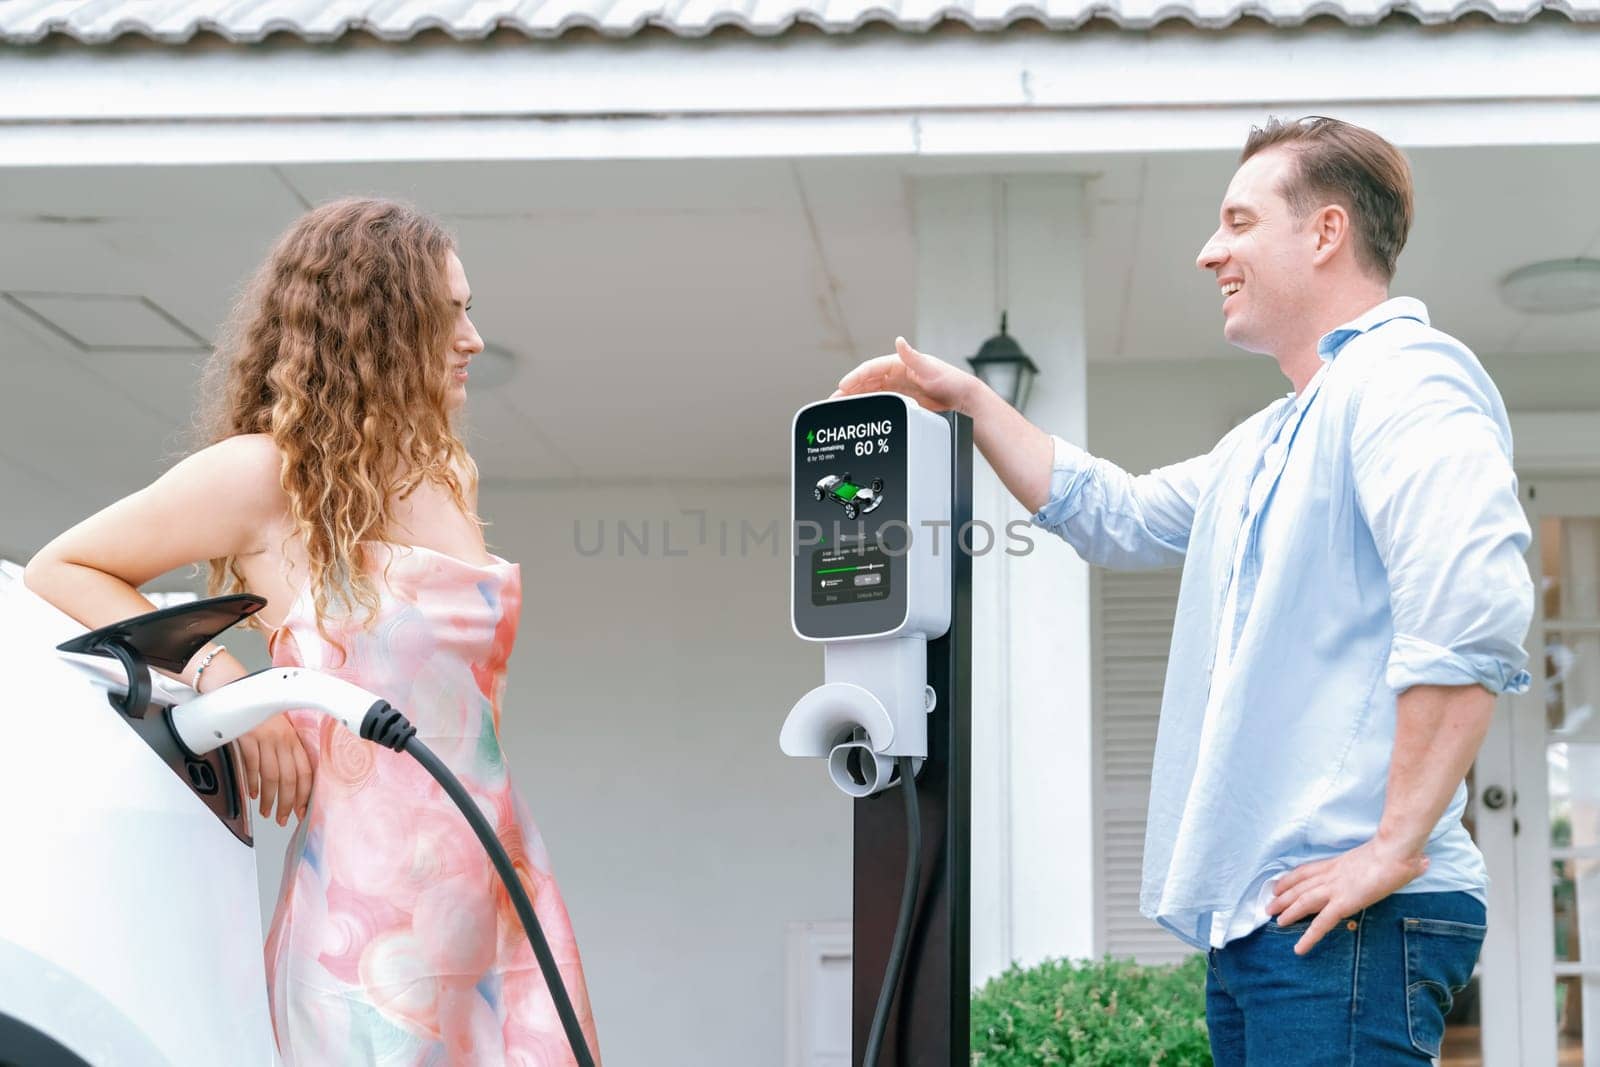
[1205,890,1486,1065]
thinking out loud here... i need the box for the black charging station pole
[852,411,971,1065]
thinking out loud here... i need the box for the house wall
[1086,349,1600,471]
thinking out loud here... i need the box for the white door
[1475,475,1600,1067]
[784,921,852,1067]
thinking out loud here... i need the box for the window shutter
[1096,567,1192,965]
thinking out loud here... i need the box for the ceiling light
[1499,258,1600,315]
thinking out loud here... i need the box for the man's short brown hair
[1242,116,1414,282]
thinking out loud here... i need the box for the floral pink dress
[264,542,599,1066]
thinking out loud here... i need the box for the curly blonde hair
[193,198,481,659]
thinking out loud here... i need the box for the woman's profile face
[444,251,484,411]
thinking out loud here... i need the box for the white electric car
[0,564,594,1067]
[0,566,277,1066]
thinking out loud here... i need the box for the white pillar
[912,175,1095,985]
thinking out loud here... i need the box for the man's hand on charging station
[1266,838,1430,956]
[831,337,977,414]
[832,335,1056,517]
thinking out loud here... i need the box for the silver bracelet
[192,644,226,692]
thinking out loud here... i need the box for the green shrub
[971,954,1212,1066]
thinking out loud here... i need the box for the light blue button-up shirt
[1031,297,1535,950]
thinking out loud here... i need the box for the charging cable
[360,701,597,1067]
[161,666,596,1064]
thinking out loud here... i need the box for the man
[831,117,1534,1063]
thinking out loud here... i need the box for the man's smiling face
[1195,148,1320,357]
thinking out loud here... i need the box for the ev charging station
[782,393,972,1065]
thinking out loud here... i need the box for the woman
[23,198,601,1065]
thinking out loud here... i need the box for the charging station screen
[793,394,909,640]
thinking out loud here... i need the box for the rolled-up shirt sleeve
[1029,433,1213,571]
[1351,342,1534,695]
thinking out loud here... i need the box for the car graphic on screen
[814,473,884,520]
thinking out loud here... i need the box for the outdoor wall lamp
[967,312,1039,413]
